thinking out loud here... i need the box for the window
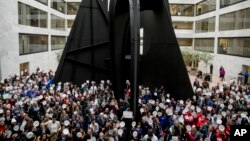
[220,0,246,8]
[177,38,193,46]
[67,2,80,15]
[67,20,74,28]
[234,10,245,29]
[140,28,144,55]
[51,36,66,50]
[51,0,66,13]
[35,0,48,5]
[195,17,215,33]
[194,38,214,53]
[172,22,193,30]
[51,14,66,31]
[218,38,250,57]
[18,2,47,28]
[246,8,250,29]
[196,0,216,16]
[170,4,194,16]
[19,34,48,55]
[219,8,250,31]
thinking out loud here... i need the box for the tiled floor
[188,73,231,89]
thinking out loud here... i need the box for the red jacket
[0,125,5,132]
[196,117,208,128]
[185,132,195,141]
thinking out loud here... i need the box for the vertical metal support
[129,0,140,121]
[90,0,95,80]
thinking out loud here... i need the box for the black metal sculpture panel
[55,0,194,102]
[139,0,194,100]
[54,0,111,85]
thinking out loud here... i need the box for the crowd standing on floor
[0,68,250,141]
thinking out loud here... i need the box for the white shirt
[143,134,158,141]
[89,123,99,133]
[50,123,58,133]
[87,136,96,141]
[46,120,61,133]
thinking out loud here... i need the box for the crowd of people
[0,68,249,141]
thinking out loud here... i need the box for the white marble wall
[198,54,250,81]
[0,0,67,80]
[169,0,195,4]
[0,0,19,79]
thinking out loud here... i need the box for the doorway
[20,62,29,75]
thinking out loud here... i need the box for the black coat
[4,115,13,126]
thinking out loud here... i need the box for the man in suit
[4,110,12,126]
[206,125,216,141]
[210,64,213,74]
[243,71,249,85]
[193,78,200,88]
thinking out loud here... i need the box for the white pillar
[214,0,220,54]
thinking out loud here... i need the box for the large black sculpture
[54,0,194,115]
